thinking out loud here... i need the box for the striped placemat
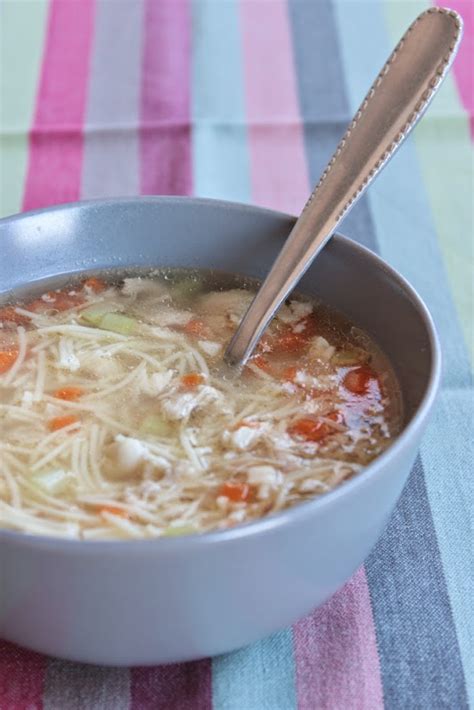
[0,1,472,708]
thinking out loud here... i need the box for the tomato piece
[83,277,107,293]
[288,417,332,442]
[343,366,377,395]
[0,348,18,374]
[180,373,205,390]
[53,386,84,401]
[48,415,80,432]
[220,482,250,502]
[0,306,30,326]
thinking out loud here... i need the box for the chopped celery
[162,525,196,537]
[31,469,73,494]
[141,414,172,437]
[80,304,112,326]
[100,312,136,335]
[169,277,203,302]
[332,347,369,366]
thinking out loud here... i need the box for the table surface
[0,0,472,708]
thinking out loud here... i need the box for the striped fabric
[0,0,472,707]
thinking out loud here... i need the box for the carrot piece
[183,318,208,338]
[26,290,84,313]
[343,366,377,395]
[48,415,80,432]
[99,505,130,519]
[83,277,107,293]
[275,331,308,353]
[220,482,250,502]
[282,366,298,382]
[288,417,332,442]
[248,354,273,374]
[231,419,260,430]
[53,386,84,401]
[180,373,205,390]
[0,306,30,325]
[0,348,18,374]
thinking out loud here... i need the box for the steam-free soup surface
[0,270,401,539]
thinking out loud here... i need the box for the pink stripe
[0,640,45,709]
[294,568,384,710]
[436,0,474,137]
[239,0,309,214]
[140,0,192,195]
[131,660,211,710]
[22,0,95,211]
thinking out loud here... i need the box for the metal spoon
[224,7,462,368]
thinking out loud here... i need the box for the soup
[0,270,401,539]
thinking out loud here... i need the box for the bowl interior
[0,196,436,424]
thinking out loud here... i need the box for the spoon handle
[225,7,462,367]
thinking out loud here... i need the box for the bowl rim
[0,196,442,551]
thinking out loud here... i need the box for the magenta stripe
[0,640,45,709]
[294,568,384,710]
[140,0,192,195]
[130,660,211,710]
[437,0,474,137]
[22,0,95,211]
[239,0,309,214]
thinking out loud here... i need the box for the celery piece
[141,415,172,438]
[169,277,203,303]
[99,312,136,335]
[31,469,73,494]
[162,525,196,537]
[79,304,112,326]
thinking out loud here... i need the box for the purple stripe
[131,660,211,710]
[140,0,192,196]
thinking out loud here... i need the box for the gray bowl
[0,197,440,666]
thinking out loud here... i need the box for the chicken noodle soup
[0,270,401,539]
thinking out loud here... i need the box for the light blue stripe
[333,0,471,389]
[420,389,474,704]
[191,0,251,204]
[212,630,297,710]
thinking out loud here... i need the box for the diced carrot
[343,366,377,395]
[183,318,209,338]
[274,330,308,353]
[99,505,130,519]
[288,417,332,442]
[0,348,18,374]
[249,354,273,374]
[281,366,298,382]
[220,482,250,502]
[83,277,107,293]
[48,415,80,432]
[231,419,260,430]
[53,386,84,401]
[0,306,30,326]
[180,372,205,390]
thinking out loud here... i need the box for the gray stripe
[43,660,130,710]
[366,456,469,709]
[81,0,143,198]
[288,0,377,251]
